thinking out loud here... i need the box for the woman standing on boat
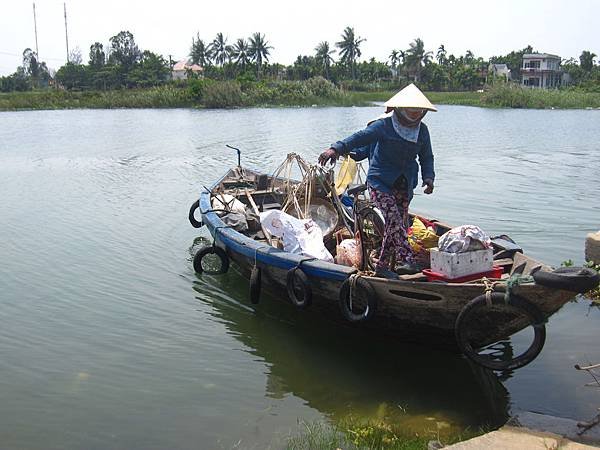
[319,83,437,279]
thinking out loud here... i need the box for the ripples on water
[0,107,599,449]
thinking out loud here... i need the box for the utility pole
[33,3,39,58]
[64,2,70,63]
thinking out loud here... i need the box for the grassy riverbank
[285,419,487,450]
[2,80,599,110]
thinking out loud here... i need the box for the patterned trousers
[370,187,414,271]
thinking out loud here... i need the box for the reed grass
[481,83,600,109]
[2,81,599,110]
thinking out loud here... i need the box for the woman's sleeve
[330,124,381,156]
[418,126,435,182]
[349,144,372,162]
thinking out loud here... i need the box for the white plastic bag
[438,225,491,253]
[260,210,334,262]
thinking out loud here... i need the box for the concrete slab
[512,411,600,445]
[442,411,600,449]
[585,231,600,264]
[443,426,597,449]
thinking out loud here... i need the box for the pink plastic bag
[335,238,362,268]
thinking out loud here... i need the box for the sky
[1,0,598,76]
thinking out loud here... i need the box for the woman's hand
[318,148,338,166]
[422,178,434,194]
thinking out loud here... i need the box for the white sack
[438,225,492,253]
[259,210,334,262]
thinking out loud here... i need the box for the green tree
[190,34,210,67]
[580,51,597,71]
[209,33,232,66]
[315,41,335,79]
[128,51,169,87]
[335,26,365,80]
[248,32,272,80]
[56,63,89,90]
[232,38,251,71]
[405,38,432,82]
[108,31,141,69]
[436,44,447,65]
[89,42,105,68]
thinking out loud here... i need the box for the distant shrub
[202,81,243,108]
[187,78,213,101]
[305,76,340,98]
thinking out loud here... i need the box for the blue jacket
[331,117,435,200]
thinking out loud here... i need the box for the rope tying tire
[188,200,203,228]
[338,274,377,323]
[286,258,316,309]
[455,291,546,371]
[193,245,229,275]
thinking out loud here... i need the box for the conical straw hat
[384,83,437,112]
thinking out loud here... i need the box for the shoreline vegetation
[2,80,600,111]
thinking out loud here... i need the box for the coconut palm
[232,38,251,71]
[436,44,447,66]
[335,26,365,80]
[315,41,335,79]
[248,32,272,79]
[190,33,209,67]
[209,32,232,66]
[405,38,432,82]
[580,50,597,71]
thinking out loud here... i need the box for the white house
[488,63,511,81]
[172,60,203,80]
[521,53,565,88]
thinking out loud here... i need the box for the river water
[1,106,599,449]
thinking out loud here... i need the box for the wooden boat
[189,163,599,371]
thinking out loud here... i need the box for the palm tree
[580,50,597,71]
[248,32,272,80]
[405,38,432,82]
[465,50,475,65]
[190,33,209,67]
[335,26,365,80]
[209,32,232,66]
[315,41,335,79]
[232,38,251,71]
[436,44,447,66]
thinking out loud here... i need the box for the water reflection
[191,265,509,434]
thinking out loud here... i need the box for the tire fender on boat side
[250,265,261,305]
[189,199,203,228]
[286,267,313,309]
[338,276,377,323]
[193,245,229,275]
[455,292,546,371]
[532,266,600,293]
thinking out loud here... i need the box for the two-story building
[521,53,564,88]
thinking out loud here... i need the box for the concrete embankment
[441,411,600,449]
[586,231,600,263]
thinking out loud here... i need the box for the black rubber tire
[338,277,377,322]
[286,268,312,309]
[189,200,203,228]
[532,267,600,293]
[193,246,229,275]
[455,292,546,371]
[249,266,261,304]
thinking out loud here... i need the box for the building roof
[490,64,509,70]
[523,53,561,60]
[172,60,203,72]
